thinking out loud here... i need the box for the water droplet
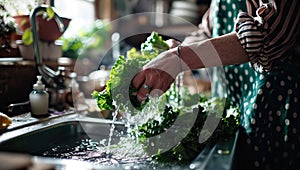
[217,149,230,155]
[151,142,155,147]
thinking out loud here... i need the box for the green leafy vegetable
[133,97,240,164]
[132,105,181,141]
[141,31,169,58]
[93,32,169,113]
[93,31,241,165]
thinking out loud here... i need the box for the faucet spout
[29,4,75,111]
[29,5,68,87]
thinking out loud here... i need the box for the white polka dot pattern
[210,0,300,168]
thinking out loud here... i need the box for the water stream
[43,75,185,169]
[106,104,119,154]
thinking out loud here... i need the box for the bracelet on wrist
[176,44,183,73]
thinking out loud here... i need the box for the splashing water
[43,75,185,168]
[101,76,184,163]
[106,103,119,154]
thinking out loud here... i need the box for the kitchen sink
[0,114,177,169]
[0,113,238,170]
[0,119,122,155]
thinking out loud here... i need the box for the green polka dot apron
[209,0,300,169]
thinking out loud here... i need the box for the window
[54,0,95,38]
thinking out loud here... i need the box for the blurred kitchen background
[0,0,211,115]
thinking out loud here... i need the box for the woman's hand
[131,49,181,103]
[166,39,181,49]
[131,32,250,104]
[131,68,175,103]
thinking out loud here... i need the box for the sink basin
[0,117,145,169]
[0,115,168,169]
[0,114,238,169]
[0,120,122,155]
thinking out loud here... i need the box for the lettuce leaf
[93,32,169,113]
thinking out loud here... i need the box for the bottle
[29,76,49,117]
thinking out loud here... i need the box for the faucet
[29,5,68,88]
[29,4,72,110]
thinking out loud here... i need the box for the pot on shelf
[16,39,63,60]
[13,15,71,42]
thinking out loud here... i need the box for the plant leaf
[22,28,33,45]
[46,7,55,19]
[21,19,27,26]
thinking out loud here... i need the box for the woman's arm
[132,32,249,102]
[177,32,249,70]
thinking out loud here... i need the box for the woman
[132,0,300,169]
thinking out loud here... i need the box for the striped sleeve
[235,0,300,72]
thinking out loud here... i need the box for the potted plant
[2,0,70,44]
[2,0,71,60]
[0,4,19,57]
[61,19,111,60]
[60,19,112,76]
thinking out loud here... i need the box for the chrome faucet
[29,5,73,111]
[29,5,68,88]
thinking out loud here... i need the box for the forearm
[177,32,249,70]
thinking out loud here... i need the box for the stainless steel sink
[0,114,133,169]
[0,113,238,170]
[0,119,122,155]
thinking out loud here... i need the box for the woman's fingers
[131,49,182,104]
[166,39,181,49]
[134,69,157,102]
[131,71,145,90]
[132,68,175,103]
[136,73,153,102]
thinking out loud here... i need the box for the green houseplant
[0,4,18,56]
[1,0,39,45]
[61,19,111,60]
[2,0,70,45]
[1,0,71,60]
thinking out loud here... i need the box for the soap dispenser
[29,75,49,117]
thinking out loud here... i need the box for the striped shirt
[235,0,300,72]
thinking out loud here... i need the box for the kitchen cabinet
[0,60,73,115]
